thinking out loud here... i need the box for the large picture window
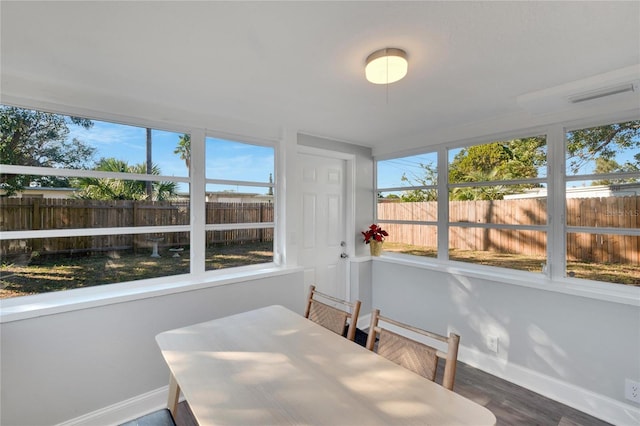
[204,137,275,271]
[377,152,438,259]
[0,105,277,299]
[564,120,640,285]
[376,121,640,286]
[447,136,548,272]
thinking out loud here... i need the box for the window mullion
[437,145,449,260]
[548,124,566,280]
[190,129,207,275]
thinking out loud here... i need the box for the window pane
[566,233,639,285]
[1,171,187,202]
[206,201,274,225]
[566,189,639,229]
[205,183,273,202]
[448,136,547,183]
[449,227,547,272]
[381,224,437,258]
[377,152,437,189]
[566,120,640,177]
[205,229,273,271]
[0,232,190,299]
[0,105,188,179]
[206,137,274,182]
[566,179,639,194]
[72,175,185,201]
[0,197,190,231]
[204,137,275,270]
[70,125,189,176]
[378,194,437,222]
[449,193,546,225]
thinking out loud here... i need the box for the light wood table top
[156,305,496,425]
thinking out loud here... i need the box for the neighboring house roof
[504,183,640,199]
[1,187,79,198]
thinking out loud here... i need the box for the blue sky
[69,117,636,195]
[378,136,638,191]
[68,119,274,194]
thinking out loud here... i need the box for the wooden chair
[365,308,460,391]
[304,284,362,341]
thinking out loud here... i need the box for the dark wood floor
[439,361,610,426]
[172,357,611,426]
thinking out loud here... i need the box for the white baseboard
[459,346,640,426]
[358,313,371,330]
[55,386,171,426]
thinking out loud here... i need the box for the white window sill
[0,264,304,323]
[371,253,640,307]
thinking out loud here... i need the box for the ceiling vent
[516,66,640,115]
[568,82,637,104]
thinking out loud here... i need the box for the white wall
[0,272,304,426]
[370,260,640,425]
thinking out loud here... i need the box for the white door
[297,153,348,300]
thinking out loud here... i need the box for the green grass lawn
[0,242,273,299]
[383,242,640,286]
[2,240,637,299]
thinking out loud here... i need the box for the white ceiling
[2,1,639,156]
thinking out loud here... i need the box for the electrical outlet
[487,335,499,353]
[626,379,640,404]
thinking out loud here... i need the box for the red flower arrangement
[362,224,388,244]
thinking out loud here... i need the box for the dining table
[156,304,497,425]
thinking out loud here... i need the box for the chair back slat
[366,309,460,391]
[377,328,439,381]
[304,285,362,341]
[308,300,349,335]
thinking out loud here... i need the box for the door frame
[296,145,356,301]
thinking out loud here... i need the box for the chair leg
[442,333,460,391]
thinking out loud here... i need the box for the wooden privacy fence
[378,196,639,265]
[0,198,274,257]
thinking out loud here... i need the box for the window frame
[202,134,276,272]
[375,117,640,303]
[446,133,549,272]
[560,119,640,284]
[0,103,281,306]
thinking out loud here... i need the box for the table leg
[167,372,181,419]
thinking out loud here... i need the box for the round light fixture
[365,48,408,85]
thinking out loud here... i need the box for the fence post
[32,198,43,253]
[259,203,263,242]
[133,201,138,254]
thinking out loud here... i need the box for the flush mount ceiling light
[365,48,408,85]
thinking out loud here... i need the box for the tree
[74,158,178,201]
[450,169,511,200]
[402,121,639,201]
[174,133,191,170]
[592,157,639,185]
[400,161,438,202]
[0,106,95,195]
[448,137,546,200]
[566,120,640,175]
[449,138,546,184]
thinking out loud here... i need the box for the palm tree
[74,158,178,201]
[174,134,191,170]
